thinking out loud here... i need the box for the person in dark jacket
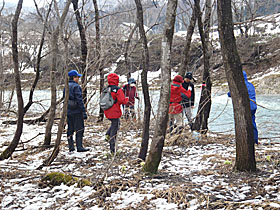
[182,72,195,128]
[169,75,191,134]
[104,73,129,153]
[228,71,258,144]
[66,70,89,152]
[122,78,139,120]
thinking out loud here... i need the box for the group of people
[168,73,195,134]
[65,68,258,154]
[65,70,195,153]
[65,70,143,153]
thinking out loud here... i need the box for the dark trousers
[106,118,120,152]
[67,113,84,151]
[251,110,258,144]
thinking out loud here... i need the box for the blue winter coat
[243,71,257,111]
[228,71,258,143]
[228,71,257,111]
[64,80,86,115]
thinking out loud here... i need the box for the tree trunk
[144,0,178,173]
[0,0,24,160]
[124,23,138,80]
[178,2,197,77]
[93,0,104,122]
[217,0,256,171]
[203,0,212,41]
[0,33,3,109]
[192,0,212,134]
[134,0,152,161]
[43,28,59,146]
[0,3,4,109]
[24,1,52,114]
[72,0,88,105]
[41,38,70,168]
[44,0,72,146]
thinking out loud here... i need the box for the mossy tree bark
[217,0,256,171]
[144,0,178,174]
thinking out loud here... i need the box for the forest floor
[1,117,280,210]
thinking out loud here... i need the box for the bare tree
[217,0,256,171]
[40,31,70,168]
[192,0,212,134]
[23,0,53,114]
[72,0,88,104]
[178,1,197,77]
[144,0,178,174]
[43,0,72,146]
[0,0,5,109]
[123,23,138,80]
[0,0,24,160]
[232,0,259,37]
[134,0,152,161]
[93,0,105,122]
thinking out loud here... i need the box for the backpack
[100,86,118,110]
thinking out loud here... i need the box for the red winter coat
[104,73,128,119]
[169,81,191,114]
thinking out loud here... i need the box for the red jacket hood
[173,75,184,83]
[108,73,119,86]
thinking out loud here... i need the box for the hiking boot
[68,136,75,152]
[76,135,89,152]
[77,147,90,152]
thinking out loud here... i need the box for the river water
[2,88,280,142]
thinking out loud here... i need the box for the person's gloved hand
[136,96,139,100]
[227,92,231,97]
[83,112,88,120]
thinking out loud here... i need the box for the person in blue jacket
[228,71,258,144]
[65,70,89,152]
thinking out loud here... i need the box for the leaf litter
[0,118,280,210]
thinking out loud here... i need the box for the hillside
[112,13,280,93]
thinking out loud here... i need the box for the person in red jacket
[169,75,191,134]
[122,78,139,120]
[104,73,128,153]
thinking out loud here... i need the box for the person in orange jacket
[169,75,191,134]
[104,73,128,153]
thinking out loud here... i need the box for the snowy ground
[1,11,280,209]
[1,118,280,210]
